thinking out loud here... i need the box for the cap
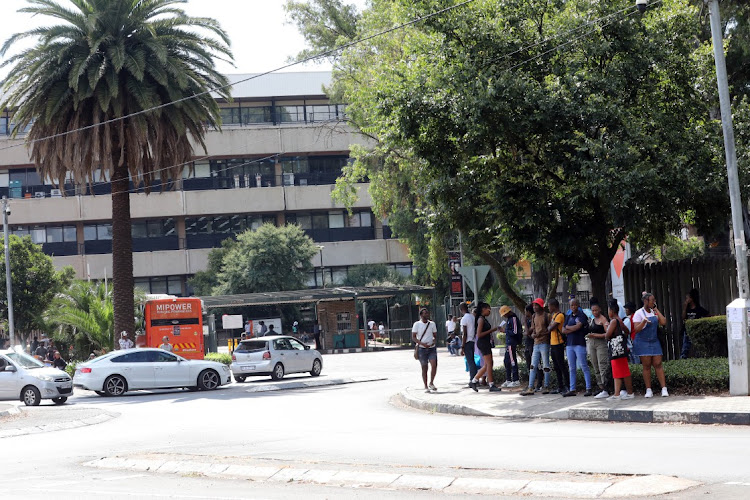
[532,298,545,308]
[499,305,512,317]
[121,331,128,337]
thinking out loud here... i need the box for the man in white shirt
[118,331,134,350]
[445,315,456,336]
[459,302,477,385]
[412,308,438,393]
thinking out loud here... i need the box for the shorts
[477,337,492,356]
[611,357,631,379]
[418,346,437,365]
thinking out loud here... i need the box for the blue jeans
[504,345,519,382]
[680,330,691,359]
[464,341,478,381]
[566,344,592,392]
[527,343,550,388]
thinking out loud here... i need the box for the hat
[121,331,128,337]
[532,298,545,308]
[499,305,512,317]
[293,321,299,326]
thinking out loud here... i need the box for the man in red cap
[521,298,551,396]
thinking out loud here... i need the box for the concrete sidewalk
[396,382,750,425]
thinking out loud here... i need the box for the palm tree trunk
[112,161,134,347]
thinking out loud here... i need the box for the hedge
[204,352,232,366]
[686,316,728,358]
[492,357,729,395]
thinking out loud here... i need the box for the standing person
[547,299,569,394]
[313,321,322,351]
[622,301,640,364]
[681,289,709,359]
[378,322,385,338]
[632,293,669,397]
[159,336,173,352]
[412,308,438,393]
[35,342,48,359]
[51,351,67,371]
[562,298,593,397]
[31,336,39,354]
[605,300,634,400]
[258,321,268,337]
[118,331,134,350]
[459,302,478,387]
[522,304,541,390]
[521,298,550,396]
[469,302,500,392]
[445,314,455,340]
[500,305,521,388]
[244,320,252,338]
[588,303,612,399]
[292,321,299,337]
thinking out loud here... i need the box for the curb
[0,408,117,439]
[244,376,386,393]
[0,405,20,419]
[321,346,386,354]
[397,390,750,426]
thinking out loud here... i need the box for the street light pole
[317,245,325,288]
[706,0,750,395]
[2,197,15,348]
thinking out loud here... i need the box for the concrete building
[0,71,412,295]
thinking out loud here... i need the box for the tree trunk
[546,265,560,305]
[587,265,609,308]
[112,161,134,347]
[476,250,527,310]
[531,263,549,301]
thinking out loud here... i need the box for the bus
[137,297,205,359]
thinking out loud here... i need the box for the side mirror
[304,345,310,350]
[4,365,17,372]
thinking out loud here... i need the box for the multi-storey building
[0,71,412,295]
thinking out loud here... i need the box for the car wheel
[310,359,322,377]
[21,385,41,406]
[103,375,127,397]
[234,375,246,383]
[271,363,285,381]
[52,397,67,405]
[197,369,220,391]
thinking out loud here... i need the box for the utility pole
[2,197,15,348]
[706,0,750,395]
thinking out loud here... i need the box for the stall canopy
[198,285,435,309]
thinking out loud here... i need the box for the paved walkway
[397,381,750,425]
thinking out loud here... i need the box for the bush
[65,361,78,377]
[205,352,232,366]
[383,338,391,345]
[686,316,728,358]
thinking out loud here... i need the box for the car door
[272,339,297,372]
[0,355,20,399]
[287,338,311,373]
[153,351,190,387]
[111,351,155,389]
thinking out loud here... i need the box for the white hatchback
[0,349,72,406]
[231,336,323,382]
[73,348,231,396]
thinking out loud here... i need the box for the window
[236,340,267,352]
[288,339,306,351]
[30,227,46,244]
[241,106,272,124]
[46,226,63,243]
[151,277,168,295]
[293,215,311,230]
[312,214,328,229]
[328,212,345,229]
[167,276,182,295]
[336,312,352,332]
[156,352,178,362]
[135,278,150,293]
[111,352,148,363]
[84,225,97,241]
[97,224,112,240]
[63,226,77,242]
[277,105,304,122]
[308,105,337,122]
[273,339,292,350]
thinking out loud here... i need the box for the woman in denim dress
[631,293,669,398]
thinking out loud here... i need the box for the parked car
[73,348,230,397]
[231,335,323,382]
[0,348,72,406]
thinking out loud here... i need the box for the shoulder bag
[608,318,629,360]
[413,321,432,360]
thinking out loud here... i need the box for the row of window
[185,215,277,235]
[218,104,346,127]
[12,225,77,244]
[135,275,185,296]
[287,211,372,230]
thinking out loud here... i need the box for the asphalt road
[2,349,750,499]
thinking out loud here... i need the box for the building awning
[198,285,435,309]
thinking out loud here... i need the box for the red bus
[137,297,204,359]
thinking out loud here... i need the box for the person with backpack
[562,298,593,397]
[547,299,569,394]
[499,305,521,388]
[605,300,635,400]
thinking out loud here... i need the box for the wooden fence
[623,255,737,360]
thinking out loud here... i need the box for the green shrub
[383,338,391,345]
[205,352,232,366]
[686,316,728,358]
[65,361,78,377]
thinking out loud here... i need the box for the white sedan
[231,335,323,382]
[73,348,230,396]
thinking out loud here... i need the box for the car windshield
[235,340,267,353]
[7,351,45,369]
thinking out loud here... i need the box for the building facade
[0,72,412,295]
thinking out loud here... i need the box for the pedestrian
[313,321,321,350]
[681,288,709,359]
[499,305,521,388]
[547,299,569,394]
[522,304,541,390]
[521,298,551,396]
[267,324,277,336]
[118,331,134,350]
[562,298,593,397]
[35,342,48,359]
[159,336,173,352]
[445,314,455,339]
[31,336,39,354]
[412,308,438,393]
[622,301,640,364]
[292,321,299,336]
[632,292,669,397]
[605,300,634,400]
[459,302,478,386]
[378,321,385,338]
[259,321,267,336]
[588,303,612,399]
[51,351,67,371]
[469,302,500,392]
[244,320,252,338]
[46,345,56,363]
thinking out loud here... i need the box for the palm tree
[0,0,232,338]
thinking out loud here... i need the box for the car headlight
[38,375,56,382]
[221,365,230,371]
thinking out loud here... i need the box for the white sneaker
[661,387,669,397]
[606,395,621,401]
[645,388,653,398]
[510,381,521,388]
[621,393,635,400]
[594,390,610,399]
[500,381,511,388]
[620,390,628,397]
[429,383,437,392]
[425,389,431,393]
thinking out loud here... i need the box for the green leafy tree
[213,224,319,295]
[0,235,74,345]
[284,0,360,62]
[325,0,731,302]
[0,0,232,340]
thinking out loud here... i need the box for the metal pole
[708,0,749,299]
[459,231,466,304]
[472,268,478,306]
[2,197,15,348]
[362,301,368,349]
[318,246,325,289]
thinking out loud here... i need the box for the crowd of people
[414,290,709,398]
